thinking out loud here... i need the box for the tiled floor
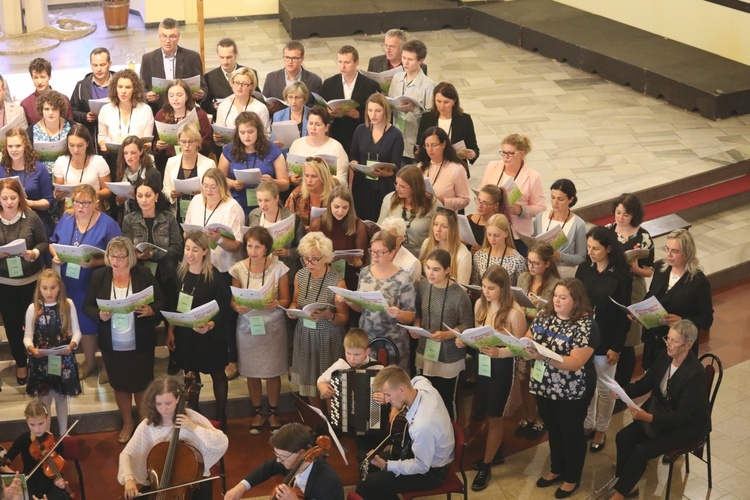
[1,6,750,499]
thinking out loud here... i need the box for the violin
[145,374,203,500]
[28,432,74,497]
[270,435,332,500]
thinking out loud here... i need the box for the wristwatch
[216,236,224,246]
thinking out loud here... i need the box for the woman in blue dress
[49,184,121,382]
[218,111,289,216]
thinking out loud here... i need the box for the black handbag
[639,395,672,438]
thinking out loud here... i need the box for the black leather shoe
[16,377,27,386]
[590,435,607,453]
[472,446,504,470]
[471,464,492,491]
[537,475,564,488]
[555,482,580,498]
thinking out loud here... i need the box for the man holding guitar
[355,366,454,499]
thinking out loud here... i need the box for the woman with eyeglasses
[466,185,511,254]
[533,178,586,279]
[338,231,416,370]
[455,265,526,491]
[575,227,632,452]
[0,178,48,386]
[378,165,442,257]
[214,67,270,144]
[285,156,335,229]
[288,106,349,186]
[1,128,55,237]
[219,111,289,217]
[471,213,527,288]
[420,207,472,285]
[153,79,213,172]
[605,319,709,500]
[515,243,560,439]
[349,93,404,223]
[50,184,121,382]
[53,124,112,211]
[271,81,311,153]
[411,248,473,420]
[162,123,217,223]
[309,185,368,291]
[415,126,470,212]
[97,69,154,157]
[525,278,598,498]
[230,226,290,434]
[83,237,164,444]
[480,134,546,255]
[288,232,348,409]
[114,135,159,218]
[640,229,712,369]
[605,193,654,390]
[184,168,245,380]
[417,82,478,159]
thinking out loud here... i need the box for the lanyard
[429,160,446,186]
[203,200,222,226]
[245,257,267,288]
[64,157,86,184]
[488,245,507,269]
[304,269,326,304]
[180,273,199,296]
[42,118,64,141]
[118,105,133,138]
[496,161,524,187]
[426,282,449,332]
[112,277,131,299]
[225,97,249,125]
[69,212,95,246]
[546,209,571,232]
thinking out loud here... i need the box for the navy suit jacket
[140,46,208,113]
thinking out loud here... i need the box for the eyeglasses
[285,95,304,101]
[435,206,457,218]
[283,56,302,62]
[305,156,326,163]
[108,254,128,261]
[383,44,399,50]
[474,197,498,208]
[663,337,686,347]
[179,139,198,146]
[72,200,93,208]
[527,260,542,268]
[159,34,179,41]
[499,150,518,157]
[273,451,294,462]
[231,81,252,88]
[662,246,681,256]
[369,249,391,257]
[424,143,443,149]
[202,184,219,191]
[300,256,324,265]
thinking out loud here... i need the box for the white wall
[553,0,750,66]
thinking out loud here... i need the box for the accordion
[330,367,388,435]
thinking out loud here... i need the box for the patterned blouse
[605,223,654,270]
[471,249,528,287]
[358,266,416,339]
[528,313,598,400]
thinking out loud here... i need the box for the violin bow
[128,474,223,497]
[26,419,80,480]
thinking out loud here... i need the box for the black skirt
[102,349,154,392]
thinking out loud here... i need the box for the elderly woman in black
[606,319,709,499]
[641,229,712,369]
[84,237,164,443]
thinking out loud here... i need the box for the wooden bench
[641,213,691,239]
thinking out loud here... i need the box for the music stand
[289,391,349,465]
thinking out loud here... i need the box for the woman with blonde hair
[272,81,311,152]
[285,156,335,228]
[350,92,404,222]
[472,213,527,287]
[378,165,442,256]
[420,207,471,285]
[214,67,269,142]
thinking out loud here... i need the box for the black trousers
[355,464,449,500]
[0,282,36,367]
[424,375,459,421]
[615,346,636,387]
[536,395,591,484]
[615,420,702,495]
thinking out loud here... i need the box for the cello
[145,376,203,500]
[270,435,332,500]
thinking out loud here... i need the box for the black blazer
[243,458,344,500]
[83,265,164,354]
[262,67,323,106]
[625,350,710,439]
[644,262,714,340]
[140,46,209,112]
[366,55,428,75]
[321,72,380,154]
[416,112,480,164]
[201,64,256,119]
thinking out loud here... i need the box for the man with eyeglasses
[367,29,428,75]
[201,38,259,121]
[262,40,322,106]
[140,17,208,114]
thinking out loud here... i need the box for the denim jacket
[122,209,183,260]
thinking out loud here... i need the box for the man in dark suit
[262,40,322,106]
[367,29,427,75]
[321,45,380,154]
[140,17,208,114]
[202,38,258,121]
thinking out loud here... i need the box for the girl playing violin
[0,400,70,499]
[24,269,82,437]
[224,423,344,500]
[117,376,228,500]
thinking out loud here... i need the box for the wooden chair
[664,353,723,500]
